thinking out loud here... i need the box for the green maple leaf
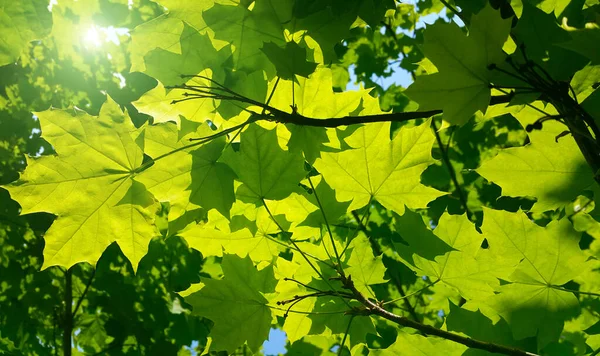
[154,0,216,31]
[179,207,282,261]
[314,120,445,215]
[129,0,222,72]
[277,255,376,347]
[531,0,572,17]
[393,209,454,265]
[560,23,600,64]
[143,23,228,86]
[404,4,512,125]
[288,0,360,63]
[481,208,589,349]
[346,234,387,296]
[222,124,306,202]
[300,176,350,228]
[513,2,587,80]
[217,70,268,120]
[184,254,277,353]
[370,331,468,355]
[570,64,600,102]
[270,68,381,162]
[477,104,595,213]
[136,121,236,220]
[445,301,525,351]
[133,77,218,125]
[130,17,185,73]
[412,213,500,299]
[3,97,158,270]
[261,41,318,80]
[0,0,52,65]
[203,0,289,73]
[287,126,330,164]
[271,67,373,119]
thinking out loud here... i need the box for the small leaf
[222,124,306,202]
[261,41,318,80]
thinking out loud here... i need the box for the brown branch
[341,275,538,356]
[351,211,421,322]
[270,94,511,128]
[172,77,513,128]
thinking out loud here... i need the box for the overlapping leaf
[315,120,445,215]
[481,208,589,349]
[0,0,52,66]
[222,124,306,202]
[406,212,501,300]
[3,97,158,269]
[477,104,595,213]
[183,254,277,353]
[136,120,236,220]
[404,4,512,124]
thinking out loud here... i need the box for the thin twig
[439,0,467,24]
[338,315,355,356]
[72,269,96,318]
[382,279,440,306]
[431,119,473,221]
[351,210,421,322]
[262,199,352,308]
[307,175,345,277]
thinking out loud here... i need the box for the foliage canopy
[2,0,600,355]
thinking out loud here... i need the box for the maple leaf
[203,0,290,73]
[477,104,595,213]
[136,120,236,220]
[222,124,307,202]
[406,212,501,299]
[0,1,52,66]
[183,254,277,353]
[404,4,512,124]
[481,208,589,349]
[261,41,318,80]
[315,120,445,215]
[4,97,159,270]
[370,331,468,355]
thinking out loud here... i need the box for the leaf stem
[133,116,258,174]
[550,285,600,298]
[261,199,352,308]
[72,268,96,317]
[431,118,473,221]
[350,210,422,322]
[439,0,466,24]
[338,315,355,356]
[307,175,345,277]
[382,279,440,306]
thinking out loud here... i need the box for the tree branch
[271,94,511,127]
[341,275,538,356]
[172,77,513,128]
[351,211,422,322]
